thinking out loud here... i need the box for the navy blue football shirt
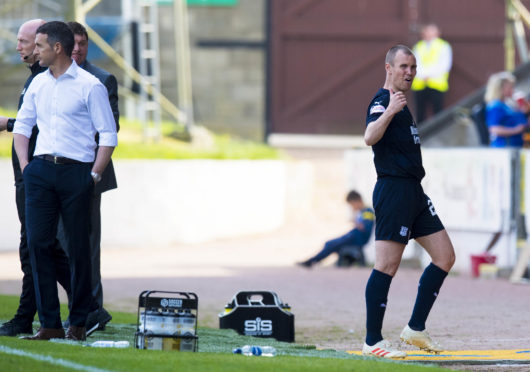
[366,88,425,181]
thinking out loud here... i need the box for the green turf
[0,108,283,160]
[0,295,446,371]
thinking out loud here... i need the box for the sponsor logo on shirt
[370,101,386,115]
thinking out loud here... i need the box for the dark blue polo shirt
[366,88,425,181]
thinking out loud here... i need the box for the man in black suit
[65,21,120,333]
[0,19,71,337]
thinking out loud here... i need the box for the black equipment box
[219,291,294,342]
[134,290,198,352]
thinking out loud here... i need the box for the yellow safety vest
[412,38,450,92]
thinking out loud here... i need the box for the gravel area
[1,237,529,371]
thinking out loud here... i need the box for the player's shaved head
[385,45,414,66]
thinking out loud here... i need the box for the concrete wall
[4,148,525,275]
[158,0,266,141]
[0,159,313,251]
[0,1,266,141]
[102,160,284,246]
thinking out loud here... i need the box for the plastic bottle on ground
[232,345,276,357]
[90,340,130,348]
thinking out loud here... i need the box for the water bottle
[139,309,178,335]
[90,340,130,348]
[232,345,276,357]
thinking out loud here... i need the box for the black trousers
[56,193,103,310]
[89,194,103,309]
[414,88,445,123]
[13,180,71,325]
[24,158,94,328]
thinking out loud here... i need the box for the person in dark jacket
[65,21,120,334]
[0,19,71,338]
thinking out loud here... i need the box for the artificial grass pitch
[0,295,445,371]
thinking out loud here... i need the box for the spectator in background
[297,190,374,268]
[485,71,528,147]
[412,24,452,123]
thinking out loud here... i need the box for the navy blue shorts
[372,177,444,244]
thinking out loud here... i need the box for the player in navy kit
[361,45,455,358]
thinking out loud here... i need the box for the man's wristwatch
[91,171,102,183]
[6,118,15,132]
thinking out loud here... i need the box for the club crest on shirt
[370,101,386,115]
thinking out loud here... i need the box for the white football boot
[362,339,407,359]
[400,325,443,353]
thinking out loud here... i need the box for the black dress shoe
[22,328,65,340]
[85,308,113,336]
[97,308,112,330]
[0,318,33,337]
[85,311,100,337]
[65,325,86,341]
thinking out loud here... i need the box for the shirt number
[427,199,437,216]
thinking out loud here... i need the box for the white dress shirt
[13,61,118,163]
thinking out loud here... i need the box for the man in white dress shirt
[13,21,117,341]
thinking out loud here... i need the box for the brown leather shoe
[21,327,65,340]
[65,325,86,341]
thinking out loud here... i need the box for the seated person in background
[485,71,529,147]
[298,190,375,268]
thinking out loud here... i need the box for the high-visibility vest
[412,38,450,92]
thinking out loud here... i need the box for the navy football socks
[408,263,448,331]
[365,269,393,346]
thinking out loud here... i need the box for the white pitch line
[0,345,113,372]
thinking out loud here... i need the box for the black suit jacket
[81,61,119,194]
[11,62,46,185]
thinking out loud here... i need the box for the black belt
[36,154,86,165]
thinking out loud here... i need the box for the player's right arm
[364,90,407,146]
